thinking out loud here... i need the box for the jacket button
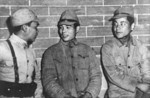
[7,88,10,91]
[76,78,78,81]
[71,55,73,58]
[72,66,75,69]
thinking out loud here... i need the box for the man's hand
[64,94,76,98]
[137,83,150,92]
[79,92,92,98]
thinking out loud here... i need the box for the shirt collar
[60,38,78,48]
[9,34,28,49]
[114,36,136,47]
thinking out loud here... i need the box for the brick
[105,36,114,43]
[50,27,59,37]
[67,0,102,5]
[50,7,85,15]
[77,27,86,37]
[36,58,41,70]
[92,46,101,55]
[0,0,28,5]
[87,6,119,15]
[11,7,48,16]
[133,25,150,35]
[37,28,50,38]
[33,38,59,49]
[38,16,59,27]
[35,49,46,58]
[31,7,49,15]
[80,16,103,26]
[0,29,10,39]
[135,5,150,14]
[0,17,8,28]
[77,37,104,46]
[138,0,150,4]
[50,27,86,37]
[138,36,150,44]
[87,27,112,36]
[104,16,112,26]
[0,7,9,16]
[35,58,41,71]
[31,0,66,5]
[138,15,150,25]
[104,0,136,5]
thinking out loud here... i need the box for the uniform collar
[60,38,78,48]
[9,34,28,49]
[114,36,136,47]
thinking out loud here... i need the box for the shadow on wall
[6,16,14,37]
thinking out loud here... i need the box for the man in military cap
[0,8,40,98]
[41,9,102,98]
[101,6,150,98]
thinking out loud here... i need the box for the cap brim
[32,17,39,22]
[58,20,76,26]
[109,14,131,21]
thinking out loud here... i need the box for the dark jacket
[41,40,101,98]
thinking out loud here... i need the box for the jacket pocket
[77,54,89,70]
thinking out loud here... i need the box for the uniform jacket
[41,39,101,98]
[101,36,150,98]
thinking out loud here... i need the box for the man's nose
[116,24,122,29]
[62,27,67,33]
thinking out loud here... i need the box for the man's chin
[115,34,124,39]
[62,39,69,42]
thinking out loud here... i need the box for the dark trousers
[135,88,150,98]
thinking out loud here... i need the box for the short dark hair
[127,16,134,25]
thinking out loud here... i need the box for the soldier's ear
[22,25,28,32]
[131,23,135,31]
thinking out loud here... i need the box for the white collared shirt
[0,34,37,83]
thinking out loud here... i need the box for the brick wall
[0,0,150,97]
[0,0,149,57]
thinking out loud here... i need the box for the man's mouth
[116,32,122,34]
[62,35,68,38]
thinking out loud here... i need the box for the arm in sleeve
[41,49,68,98]
[86,48,102,98]
[139,44,150,83]
[101,44,138,92]
[32,50,43,98]
[34,60,43,98]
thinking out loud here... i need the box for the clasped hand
[64,92,92,98]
